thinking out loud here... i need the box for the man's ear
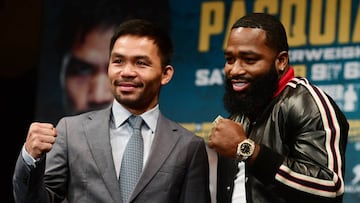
[276,51,289,73]
[161,65,174,85]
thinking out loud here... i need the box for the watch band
[236,138,255,161]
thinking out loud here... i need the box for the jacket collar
[273,67,295,98]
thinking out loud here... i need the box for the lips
[116,81,139,92]
[232,80,249,92]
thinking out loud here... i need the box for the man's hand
[208,116,246,158]
[25,122,57,159]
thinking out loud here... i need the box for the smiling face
[223,27,284,117]
[108,35,173,114]
[224,27,279,93]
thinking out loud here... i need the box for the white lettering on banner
[345,185,360,193]
[310,61,360,81]
[318,84,359,113]
[317,85,344,100]
[290,46,360,62]
[344,84,358,112]
[195,68,224,86]
[311,63,342,81]
[311,61,360,81]
[351,164,360,185]
[344,62,360,79]
[344,163,360,193]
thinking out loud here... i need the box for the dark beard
[223,65,279,119]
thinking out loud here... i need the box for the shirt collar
[111,99,159,132]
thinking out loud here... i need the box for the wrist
[236,138,255,161]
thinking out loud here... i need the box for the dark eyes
[136,61,147,66]
[225,56,235,64]
[244,57,257,64]
[112,58,122,64]
[111,57,149,67]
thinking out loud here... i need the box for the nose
[227,60,246,76]
[120,63,137,77]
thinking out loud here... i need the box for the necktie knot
[128,115,143,130]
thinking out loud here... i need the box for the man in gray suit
[13,19,211,203]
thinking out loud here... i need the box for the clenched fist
[25,122,57,159]
[207,117,245,158]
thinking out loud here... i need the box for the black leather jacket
[217,73,349,203]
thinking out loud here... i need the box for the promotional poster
[35,0,360,202]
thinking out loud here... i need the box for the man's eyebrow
[135,55,151,60]
[110,52,124,58]
[224,50,260,56]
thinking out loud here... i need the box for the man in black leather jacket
[208,13,349,203]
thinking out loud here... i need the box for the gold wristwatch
[236,139,255,161]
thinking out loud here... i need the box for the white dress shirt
[110,99,159,177]
[232,161,247,202]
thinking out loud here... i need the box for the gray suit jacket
[13,106,211,203]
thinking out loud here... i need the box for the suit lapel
[84,106,122,203]
[130,113,181,199]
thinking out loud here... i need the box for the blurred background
[2,0,360,202]
[1,0,41,202]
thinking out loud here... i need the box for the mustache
[227,75,252,83]
[113,79,142,87]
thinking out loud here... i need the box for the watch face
[237,139,255,161]
[240,143,252,155]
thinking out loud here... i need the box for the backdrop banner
[36,0,360,202]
